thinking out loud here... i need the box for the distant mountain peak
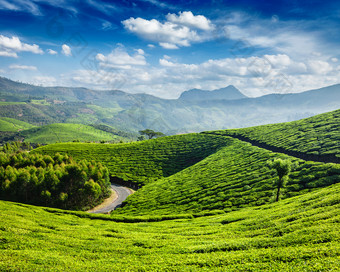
[178,85,247,101]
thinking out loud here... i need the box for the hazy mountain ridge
[0,77,339,134]
[178,85,247,101]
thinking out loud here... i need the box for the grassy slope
[34,134,229,185]
[0,117,35,132]
[115,137,339,215]
[0,182,339,271]
[20,123,123,144]
[207,109,340,157]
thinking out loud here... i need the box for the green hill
[35,110,340,214]
[206,109,340,158]
[19,123,125,144]
[114,137,339,215]
[0,182,339,271]
[0,117,35,132]
[34,134,229,185]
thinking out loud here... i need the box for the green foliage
[209,109,340,157]
[18,123,125,144]
[34,134,228,185]
[267,158,292,201]
[139,129,165,139]
[0,182,340,271]
[114,138,339,215]
[0,152,110,210]
[2,141,32,153]
[0,117,35,132]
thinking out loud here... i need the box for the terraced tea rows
[115,137,340,215]
[0,117,35,132]
[0,182,339,271]
[20,123,124,144]
[207,109,340,159]
[35,134,229,185]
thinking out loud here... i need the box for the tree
[267,158,292,202]
[139,129,165,139]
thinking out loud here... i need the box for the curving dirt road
[89,184,132,214]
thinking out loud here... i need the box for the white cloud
[166,11,214,30]
[307,60,333,75]
[0,35,43,58]
[147,44,155,48]
[96,47,146,69]
[47,49,57,55]
[0,0,78,15]
[122,11,213,49]
[86,0,117,15]
[31,76,57,86]
[102,21,113,30]
[0,0,41,15]
[159,58,176,67]
[218,14,337,60]
[159,42,178,49]
[136,48,144,55]
[60,47,339,99]
[61,44,72,56]
[0,51,18,58]
[9,64,37,71]
[331,57,338,63]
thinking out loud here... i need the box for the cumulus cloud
[0,35,43,58]
[0,51,18,58]
[59,44,339,99]
[61,44,72,56]
[9,64,37,71]
[47,49,57,55]
[166,11,214,30]
[96,47,147,69]
[307,60,333,75]
[122,11,213,49]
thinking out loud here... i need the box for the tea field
[35,134,229,185]
[0,181,339,271]
[207,109,340,158]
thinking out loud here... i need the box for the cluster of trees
[2,141,33,153]
[0,152,110,210]
[138,129,165,140]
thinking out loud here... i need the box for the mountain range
[0,76,339,134]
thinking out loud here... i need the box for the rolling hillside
[34,134,229,185]
[19,123,125,144]
[34,110,340,215]
[0,117,35,132]
[114,137,339,215]
[0,182,339,271]
[206,109,340,159]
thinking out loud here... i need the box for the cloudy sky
[0,0,340,98]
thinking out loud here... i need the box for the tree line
[0,151,111,210]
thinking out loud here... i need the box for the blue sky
[0,0,340,98]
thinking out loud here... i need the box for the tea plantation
[35,134,229,185]
[207,109,340,158]
[20,123,124,144]
[0,117,35,132]
[114,137,339,215]
[0,182,339,271]
[0,109,339,271]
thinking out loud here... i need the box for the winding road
[89,184,132,214]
